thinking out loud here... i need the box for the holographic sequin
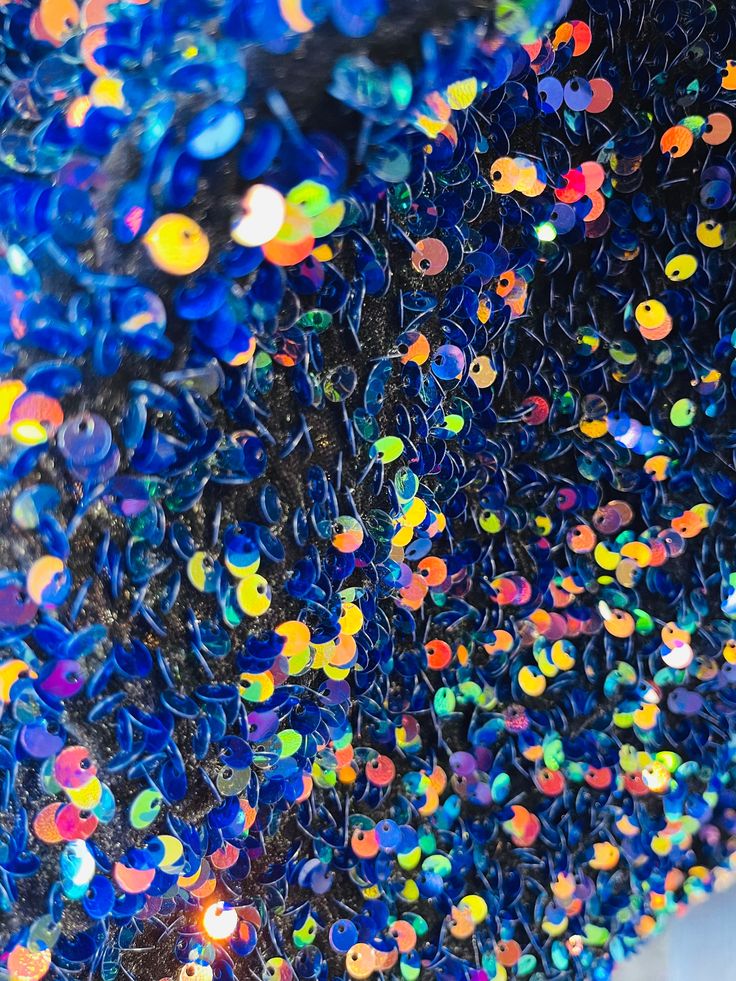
[1,0,736,979]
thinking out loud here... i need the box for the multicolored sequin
[1,0,736,979]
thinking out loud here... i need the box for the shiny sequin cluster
[2,0,736,979]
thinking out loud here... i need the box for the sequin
[411,238,449,275]
[187,104,245,161]
[231,185,286,247]
[345,944,376,980]
[203,902,239,940]
[236,575,272,617]
[143,214,210,276]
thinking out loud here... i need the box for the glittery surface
[1,0,736,979]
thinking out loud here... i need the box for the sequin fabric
[1,0,736,979]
